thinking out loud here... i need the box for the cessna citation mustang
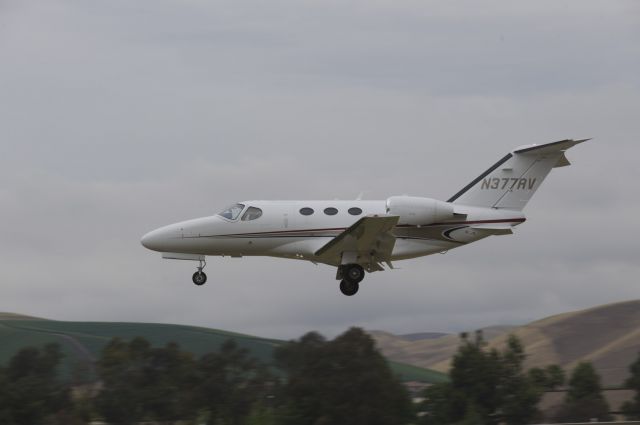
[141,139,588,296]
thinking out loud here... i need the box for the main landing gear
[192,259,207,286]
[338,264,365,296]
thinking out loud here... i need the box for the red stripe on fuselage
[201,218,526,238]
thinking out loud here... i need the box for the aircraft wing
[314,215,399,270]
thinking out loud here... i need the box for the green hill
[0,312,47,320]
[0,316,447,384]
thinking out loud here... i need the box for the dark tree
[95,337,198,425]
[556,362,611,422]
[95,336,274,425]
[623,351,640,419]
[0,344,71,425]
[94,338,145,425]
[194,339,275,425]
[275,327,414,425]
[420,333,543,425]
[499,336,543,425]
[545,365,566,389]
[447,332,503,424]
[528,364,565,391]
[420,382,467,425]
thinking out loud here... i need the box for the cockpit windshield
[218,203,245,220]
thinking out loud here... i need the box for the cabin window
[299,207,314,216]
[218,203,245,220]
[324,207,338,216]
[241,207,263,221]
[348,207,363,216]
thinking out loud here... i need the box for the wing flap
[315,215,399,265]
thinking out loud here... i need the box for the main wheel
[339,279,359,296]
[192,271,207,286]
[344,264,365,284]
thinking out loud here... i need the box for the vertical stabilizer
[447,139,588,210]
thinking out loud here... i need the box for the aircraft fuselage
[141,200,525,265]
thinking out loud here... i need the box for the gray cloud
[0,0,638,339]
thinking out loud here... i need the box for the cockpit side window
[241,207,263,221]
[218,203,245,220]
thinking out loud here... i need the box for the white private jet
[141,139,588,296]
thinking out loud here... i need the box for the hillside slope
[369,326,514,371]
[0,317,447,384]
[487,299,640,386]
[372,300,640,386]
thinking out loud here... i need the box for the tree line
[418,331,615,424]
[4,328,640,424]
[0,328,413,425]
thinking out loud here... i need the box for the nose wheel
[192,271,207,285]
[192,259,207,286]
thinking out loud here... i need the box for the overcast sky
[1,0,639,339]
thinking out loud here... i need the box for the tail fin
[448,139,589,210]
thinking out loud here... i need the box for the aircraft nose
[141,227,175,252]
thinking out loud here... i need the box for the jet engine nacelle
[386,196,455,225]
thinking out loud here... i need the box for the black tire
[192,271,207,286]
[344,264,365,284]
[339,279,359,296]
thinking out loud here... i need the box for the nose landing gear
[338,264,365,296]
[192,259,207,286]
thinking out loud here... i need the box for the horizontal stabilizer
[513,138,590,155]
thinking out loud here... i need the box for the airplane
[141,139,588,296]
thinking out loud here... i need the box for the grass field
[0,317,448,384]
